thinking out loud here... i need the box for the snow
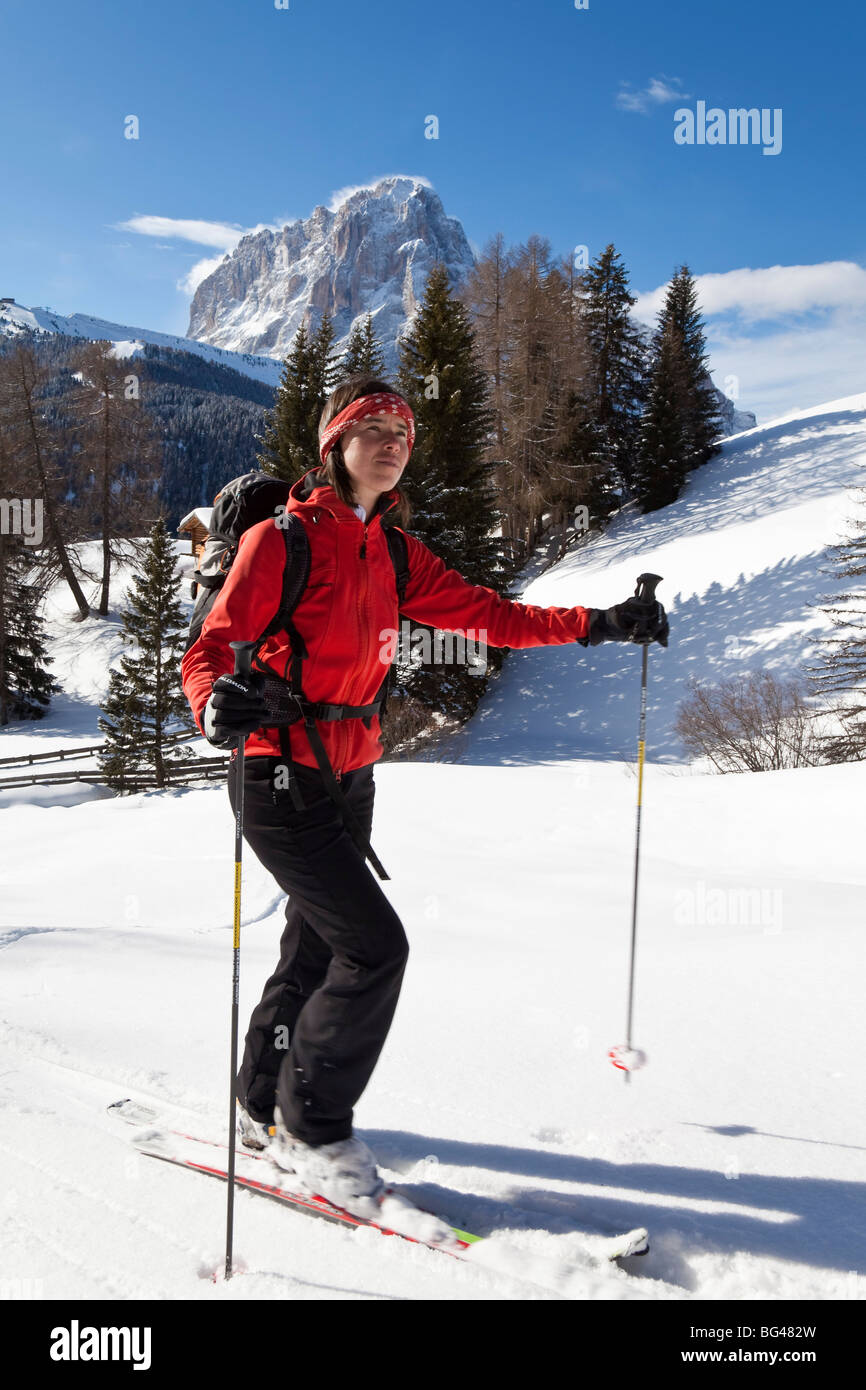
[0,398,864,1302]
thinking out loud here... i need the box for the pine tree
[98,519,196,791]
[660,265,721,471]
[398,261,500,584]
[340,313,386,378]
[256,315,342,480]
[256,322,315,479]
[397,261,502,720]
[809,493,866,761]
[633,321,689,511]
[0,531,62,724]
[633,266,721,511]
[307,311,342,414]
[574,243,646,502]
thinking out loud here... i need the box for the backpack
[185,470,410,883]
[185,469,409,656]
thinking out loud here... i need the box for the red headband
[319,392,415,464]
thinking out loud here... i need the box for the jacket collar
[289,465,399,522]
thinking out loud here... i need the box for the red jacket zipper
[339,520,371,774]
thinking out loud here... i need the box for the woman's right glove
[202,672,269,748]
[578,598,669,648]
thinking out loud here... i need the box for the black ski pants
[226,753,409,1146]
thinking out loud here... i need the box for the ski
[107,1099,650,1273]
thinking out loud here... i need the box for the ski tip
[107,1097,159,1125]
[611,1227,650,1258]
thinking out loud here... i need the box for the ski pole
[224,638,259,1282]
[609,573,663,1085]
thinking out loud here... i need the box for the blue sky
[1,0,863,421]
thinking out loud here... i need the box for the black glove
[202,671,268,748]
[578,598,669,648]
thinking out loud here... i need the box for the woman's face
[339,412,410,500]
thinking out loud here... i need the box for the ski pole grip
[634,573,663,605]
[229,639,259,682]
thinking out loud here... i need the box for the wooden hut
[177,506,214,599]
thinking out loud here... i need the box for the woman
[181,373,668,1220]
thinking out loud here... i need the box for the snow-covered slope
[0,399,863,1302]
[440,393,866,765]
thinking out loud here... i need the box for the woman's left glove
[578,598,669,648]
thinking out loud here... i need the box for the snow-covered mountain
[186,175,477,374]
[0,177,754,431]
[712,382,756,434]
[0,297,283,387]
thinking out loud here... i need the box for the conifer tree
[663,265,721,472]
[397,261,503,720]
[574,243,646,502]
[256,314,342,480]
[633,265,721,511]
[340,313,386,378]
[256,322,314,479]
[398,262,500,584]
[0,531,61,724]
[307,311,342,415]
[98,519,195,791]
[633,322,688,511]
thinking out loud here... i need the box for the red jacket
[181,467,592,773]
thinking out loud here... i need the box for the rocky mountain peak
[186,176,476,373]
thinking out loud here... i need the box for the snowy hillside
[0,400,864,1303]
[441,393,866,764]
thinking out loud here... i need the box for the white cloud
[176,254,234,297]
[631,261,866,423]
[114,213,286,298]
[633,261,866,324]
[706,307,866,423]
[114,214,249,250]
[616,76,689,114]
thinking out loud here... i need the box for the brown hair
[317,373,412,527]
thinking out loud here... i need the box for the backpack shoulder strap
[252,513,311,669]
[385,525,410,609]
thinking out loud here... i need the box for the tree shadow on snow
[425,549,848,767]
